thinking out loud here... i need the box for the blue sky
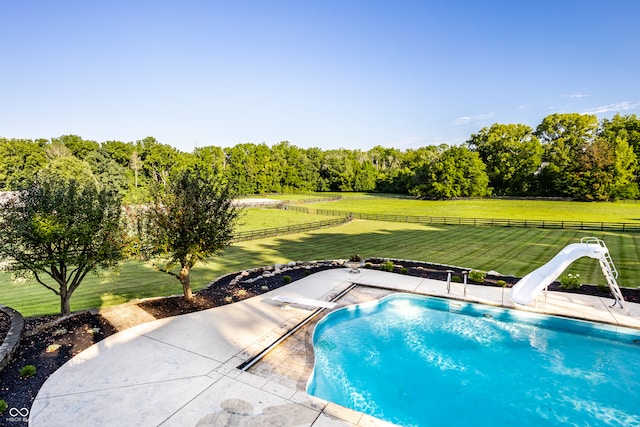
[1,1,638,152]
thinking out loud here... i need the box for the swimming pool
[307,294,640,427]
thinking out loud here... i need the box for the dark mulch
[0,312,116,426]
[0,263,336,424]
[1,259,639,425]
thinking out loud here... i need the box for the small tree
[0,175,124,315]
[147,169,242,300]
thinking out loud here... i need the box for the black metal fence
[284,205,640,232]
[233,216,350,242]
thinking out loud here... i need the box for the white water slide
[510,237,625,308]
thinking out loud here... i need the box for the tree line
[1,112,639,201]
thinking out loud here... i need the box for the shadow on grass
[3,223,639,316]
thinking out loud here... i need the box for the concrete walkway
[98,303,157,331]
[29,269,640,426]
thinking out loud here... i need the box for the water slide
[510,237,625,308]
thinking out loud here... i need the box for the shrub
[560,273,581,290]
[349,254,363,262]
[365,262,372,269]
[282,275,292,284]
[400,267,408,275]
[303,269,311,276]
[496,280,507,287]
[380,261,394,272]
[0,399,7,414]
[469,270,486,283]
[452,275,462,283]
[597,283,608,293]
[19,365,36,378]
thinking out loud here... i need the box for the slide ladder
[510,237,626,308]
[589,238,625,308]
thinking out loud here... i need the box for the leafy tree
[225,143,260,194]
[411,145,489,199]
[139,137,182,185]
[305,147,329,191]
[572,137,615,201]
[41,156,100,190]
[102,140,136,167]
[467,123,542,195]
[572,136,638,201]
[272,141,318,192]
[535,113,599,196]
[52,135,100,160]
[600,114,640,191]
[0,174,124,314]
[146,169,242,300]
[376,147,435,194]
[600,113,640,156]
[85,150,130,196]
[321,149,360,191]
[0,138,47,190]
[193,145,227,177]
[609,135,638,199]
[45,142,72,160]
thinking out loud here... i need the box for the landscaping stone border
[0,304,24,372]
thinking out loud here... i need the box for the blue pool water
[307,294,640,427]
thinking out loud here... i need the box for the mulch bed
[1,259,639,424]
[0,263,336,423]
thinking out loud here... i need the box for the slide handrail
[582,237,619,279]
[511,237,625,309]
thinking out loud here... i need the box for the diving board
[272,295,337,309]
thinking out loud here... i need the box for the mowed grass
[308,197,640,223]
[2,219,639,316]
[236,208,330,232]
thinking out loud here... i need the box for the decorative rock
[0,304,24,372]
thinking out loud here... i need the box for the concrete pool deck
[29,269,640,426]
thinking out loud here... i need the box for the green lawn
[236,207,330,231]
[2,219,638,316]
[307,197,640,223]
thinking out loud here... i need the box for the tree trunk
[60,291,71,315]
[180,265,193,300]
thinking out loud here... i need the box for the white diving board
[271,295,337,309]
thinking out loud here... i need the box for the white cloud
[453,111,494,126]
[453,116,471,125]
[582,101,640,115]
[563,93,590,98]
